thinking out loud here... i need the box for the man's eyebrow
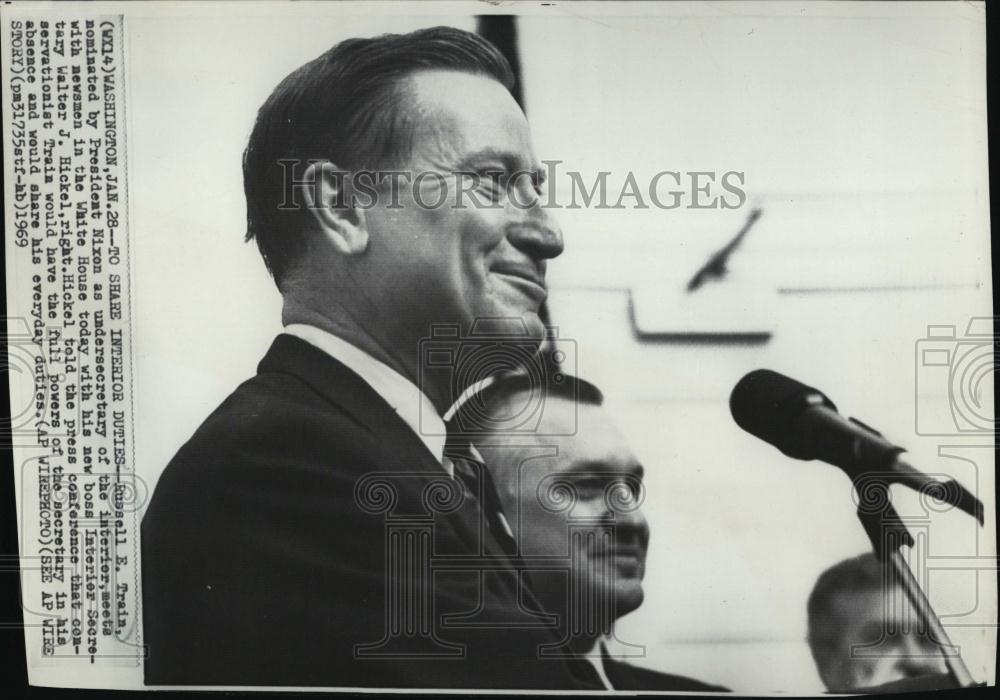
[560,460,645,480]
[456,148,544,177]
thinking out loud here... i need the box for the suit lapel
[257,334,434,461]
[256,334,518,573]
[602,656,626,689]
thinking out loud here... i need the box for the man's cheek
[462,208,509,248]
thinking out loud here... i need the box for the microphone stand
[854,479,976,688]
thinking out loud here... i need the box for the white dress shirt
[283,324,449,475]
[583,637,614,690]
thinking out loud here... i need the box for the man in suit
[450,371,729,691]
[141,26,586,688]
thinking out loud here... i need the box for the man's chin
[468,310,546,340]
[520,310,546,340]
[613,585,645,618]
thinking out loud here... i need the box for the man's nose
[613,501,649,540]
[893,655,941,679]
[507,212,564,262]
[895,632,948,676]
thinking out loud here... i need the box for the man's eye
[532,173,546,196]
[477,170,504,186]
[628,479,642,499]
[619,480,640,499]
[476,171,506,200]
[576,477,612,496]
[607,477,641,501]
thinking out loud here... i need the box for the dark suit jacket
[603,657,730,692]
[141,334,593,689]
[850,673,965,694]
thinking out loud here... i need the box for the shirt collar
[582,636,614,690]
[283,324,448,471]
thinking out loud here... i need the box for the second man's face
[362,69,564,343]
[484,395,651,625]
[820,588,949,692]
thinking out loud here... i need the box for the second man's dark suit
[603,657,730,692]
[141,334,598,689]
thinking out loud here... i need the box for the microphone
[730,369,984,524]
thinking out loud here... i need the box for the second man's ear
[301,161,369,256]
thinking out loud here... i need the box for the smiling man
[140,27,582,689]
[455,372,728,691]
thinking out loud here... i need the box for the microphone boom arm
[854,481,977,688]
[838,415,985,525]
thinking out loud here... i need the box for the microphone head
[729,369,837,460]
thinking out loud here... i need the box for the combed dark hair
[242,26,515,284]
[450,370,605,435]
[807,552,885,657]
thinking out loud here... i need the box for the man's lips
[609,551,645,577]
[607,548,644,560]
[590,542,646,562]
[492,268,547,300]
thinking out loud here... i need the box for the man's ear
[301,161,369,255]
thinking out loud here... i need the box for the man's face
[484,395,650,625]
[362,70,563,343]
[817,587,948,692]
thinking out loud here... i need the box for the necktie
[443,433,518,558]
[442,434,606,691]
[567,655,611,690]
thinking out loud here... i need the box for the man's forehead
[490,390,582,436]
[493,393,639,468]
[831,586,893,620]
[403,69,533,165]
